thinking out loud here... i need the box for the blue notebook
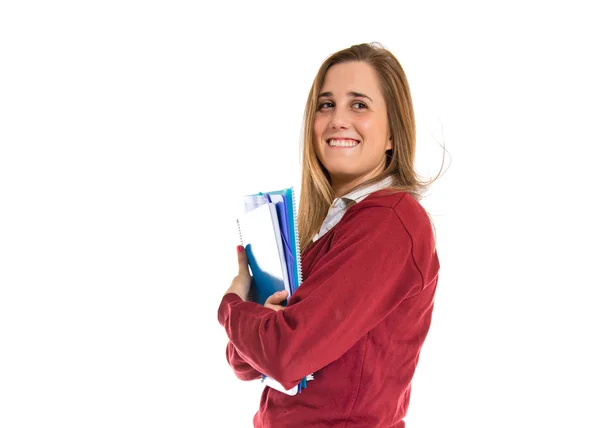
[236,187,313,395]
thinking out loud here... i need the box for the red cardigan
[218,190,440,427]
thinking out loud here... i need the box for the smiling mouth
[327,139,360,148]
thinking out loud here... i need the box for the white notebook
[237,201,291,306]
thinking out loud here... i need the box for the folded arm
[225,341,262,381]
[218,206,435,390]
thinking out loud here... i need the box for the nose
[328,106,350,130]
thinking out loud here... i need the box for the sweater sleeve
[217,206,431,391]
[225,339,262,381]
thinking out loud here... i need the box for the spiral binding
[236,218,244,246]
[291,187,314,390]
[291,187,303,286]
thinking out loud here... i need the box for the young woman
[219,42,441,427]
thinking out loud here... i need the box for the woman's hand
[264,290,288,312]
[224,246,252,302]
[224,245,289,309]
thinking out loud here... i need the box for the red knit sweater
[218,190,440,427]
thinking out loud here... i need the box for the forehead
[321,61,381,97]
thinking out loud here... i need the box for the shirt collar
[333,175,395,207]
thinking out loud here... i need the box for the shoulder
[333,190,415,242]
[332,189,439,289]
[348,190,432,234]
[343,189,436,258]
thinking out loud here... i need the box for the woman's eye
[318,101,366,111]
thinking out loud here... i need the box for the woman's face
[313,61,392,195]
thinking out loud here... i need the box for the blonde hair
[298,42,445,252]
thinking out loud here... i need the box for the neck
[331,178,361,198]
[331,165,387,197]
[331,174,378,198]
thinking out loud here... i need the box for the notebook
[242,188,302,294]
[236,187,313,395]
[237,200,291,305]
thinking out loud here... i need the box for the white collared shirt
[312,176,395,242]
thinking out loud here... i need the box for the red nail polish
[237,245,244,253]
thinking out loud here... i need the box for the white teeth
[328,139,359,147]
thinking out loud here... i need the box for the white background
[1,1,598,427]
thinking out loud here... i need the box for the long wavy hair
[298,42,445,252]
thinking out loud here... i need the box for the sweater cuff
[218,293,242,326]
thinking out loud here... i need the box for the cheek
[312,119,323,153]
[313,117,326,138]
[356,115,386,140]
[354,116,374,137]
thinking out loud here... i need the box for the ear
[386,135,393,151]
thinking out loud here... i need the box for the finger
[264,303,285,312]
[237,245,250,275]
[264,290,288,306]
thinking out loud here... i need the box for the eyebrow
[318,91,373,103]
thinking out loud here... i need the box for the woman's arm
[218,205,439,390]
[226,341,262,381]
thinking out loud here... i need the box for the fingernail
[237,245,243,253]
[278,291,283,295]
